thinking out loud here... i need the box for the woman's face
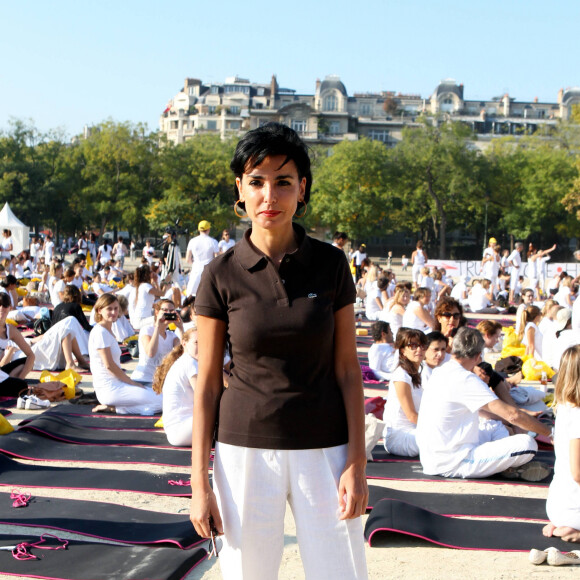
[419,292,431,305]
[98,302,119,324]
[0,301,10,321]
[402,340,425,365]
[484,330,501,349]
[399,290,411,306]
[236,155,306,232]
[438,308,461,337]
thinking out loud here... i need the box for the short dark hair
[370,320,390,341]
[425,331,448,347]
[230,122,312,211]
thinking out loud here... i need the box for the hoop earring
[294,202,307,219]
[234,200,246,219]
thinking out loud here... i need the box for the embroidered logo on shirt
[308,293,317,298]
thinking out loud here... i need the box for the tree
[310,139,392,243]
[147,134,236,235]
[387,121,485,258]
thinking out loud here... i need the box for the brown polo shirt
[195,224,355,449]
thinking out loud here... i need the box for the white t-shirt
[162,353,197,433]
[507,249,521,271]
[383,367,422,432]
[551,330,579,371]
[44,240,54,261]
[402,301,431,333]
[416,359,497,475]
[49,278,66,307]
[131,325,177,383]
[98,245,113,265]
[547,403,580,529]
[0,236,12,259]
[468,283,490,312]
[187,234,219,266]
[89,325,123,388]
[522,321,543,360]
[351,250,367,266]
[482,247,495,279]
[368,343,398,381]
[143,246,155,263]
[555,286,572,308]
[413,249,426,266]
[364,280,382,321]
[450,281,467,301]
[218,239,235,253]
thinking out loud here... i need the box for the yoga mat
[0,534,206,580]
[367,485,547,520]
[0,409,11,417]
[0,455,195,496]
[21,411,160,431]
[19,415,171,447]
[0,431,191,467]
[365,459,552,486]
[0,493,201,549]
[46,402,161,420]
[365,499,571,552]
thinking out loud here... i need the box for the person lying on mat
[89,293,162,415]
[382,328,428,457]
[152,327,198,447]
[368,321,397,381]
[416,327,552,480]
[544,345,580,543]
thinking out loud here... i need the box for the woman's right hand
[190,485,223,538]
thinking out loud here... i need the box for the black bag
[495,356,523,375]
[126,339,139,359]
[34,317,52,336]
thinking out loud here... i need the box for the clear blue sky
[1,0,578,137]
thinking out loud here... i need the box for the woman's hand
[337,460,368,520]
[190,485,223,538]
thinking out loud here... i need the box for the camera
[164,312,177,321]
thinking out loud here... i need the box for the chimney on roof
[315,78,321,93]
[533,96,538,103]
[558,88,564,104]
[270,75,278,96]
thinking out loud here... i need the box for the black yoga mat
[0,493,201,549]
[19,415,172,447]
[0,409,11,417]
[21,411,161,431]
[365,458,552,486]
[0,534,206,580]
[367,485,547,520]
[365,499,571,552]
[0,431,191,467]
[0,398,16,408]
[0,455,194,496]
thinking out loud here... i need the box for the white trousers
[383,426,419,457]
[443,434,537,479]
[214,442,368,580]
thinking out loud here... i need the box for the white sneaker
[24,395,51,410]
[16,395,29,409]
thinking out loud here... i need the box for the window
[207,120,217,130]
[210,86,219,94]
[329,121,341,135]
[291,120,306,133]
[229,121,241,129]
[170,121,178,130]
[368,129,389,143]
[208,106,216,114]
[229,106,240,115]
[257,88,264,96]
[188,87,196,96]
[323,94,338,111]
[360,103,371,116]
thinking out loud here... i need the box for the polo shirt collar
[236,223,312,271]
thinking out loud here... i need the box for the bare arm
[8,326,34,378]
[570,439,580,484]
[394,381,418,424]
[190,316,227,538]
[416,304,436,329]
[96,347,142,386]
[482,398,551,436]
[524,326,536,357]
[334,304,368,520]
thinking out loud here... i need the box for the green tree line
[1,117,579,257]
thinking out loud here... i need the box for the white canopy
[0,203,30,255]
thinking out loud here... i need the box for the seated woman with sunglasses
[131,300,182,387]
[382,328,428,457]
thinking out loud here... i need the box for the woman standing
[0,230,12,261]
[411,240,427,288]
[89,294,161,415]
[127,264,164,331]
[190,123,368,578]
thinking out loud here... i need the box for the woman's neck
[250,225,298,265]
[100,320,113,332]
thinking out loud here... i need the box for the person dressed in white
[481,237,499,289]
[364,266,382,321]
[89,294,162,415]
[97,240,113,268]
[402,287,435,333]
[382,328,427,457]
[520,305,544,360]
[379,283,410,340]
[112,237,128,269]
[153,327,198,447]
[185,220,218,297]
[48,262,66,308]
[142,240,155,265]
[368,321,398,381]
[421,331,448,386]
[411,241,427,288]
[218,230,236,254]
[507,242,523,303]
[0,230,13,260]
[127,264,164,331]
[416,327,551,479]
[43,235,55,263]
[550,309,579,371]
[131,300,182,386]
[544,345,580,543]
[467,279,497,314]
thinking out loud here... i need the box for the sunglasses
[440,312,461,319]
[405,343,424,350]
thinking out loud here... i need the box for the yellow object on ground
[5,319,17,327]
[522,358,555,381]
[18,278,30,286]
[154,417,164,428]
[356,328,368,336]
[0,414,14,435]
[16,287,27,296]
[40,369,82,399]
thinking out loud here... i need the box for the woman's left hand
[337,461,368,520]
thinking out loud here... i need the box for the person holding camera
[131,299,183,387]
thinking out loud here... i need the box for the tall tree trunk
[425,165,447,259]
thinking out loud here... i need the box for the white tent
[0,203,29,255]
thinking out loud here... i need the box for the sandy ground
[0,261,574,579]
